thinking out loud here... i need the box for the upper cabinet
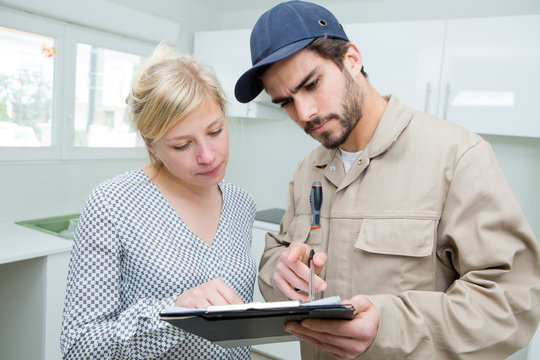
[439,15,540,138]
[195,14,540,137]
[345,20,446,116]
[194,29,288,121]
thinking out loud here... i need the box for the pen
[308,248,315,302]
[310,181,322,229]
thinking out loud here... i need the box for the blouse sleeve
[60,186,183,359]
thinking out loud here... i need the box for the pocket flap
[355,218,435,257]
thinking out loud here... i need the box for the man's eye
[280,99,292,108]
[306,78,319,90]
[209,128,223,137]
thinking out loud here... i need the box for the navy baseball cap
[234,1,348,103]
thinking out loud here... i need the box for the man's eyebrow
[291,67,319,93]
[271,67,319,104]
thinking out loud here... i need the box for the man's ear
[344,43,363,77]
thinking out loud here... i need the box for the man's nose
[295,97,317,123]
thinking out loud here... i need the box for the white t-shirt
[340,148,363,173]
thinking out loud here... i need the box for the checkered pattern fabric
[60,169,256,359]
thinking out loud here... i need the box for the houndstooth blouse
[60,169,257,359]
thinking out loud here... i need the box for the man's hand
[285,295,379,360]
[174,278,243,309]
[273,242,327,301]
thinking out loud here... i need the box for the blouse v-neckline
[140,169,225,248]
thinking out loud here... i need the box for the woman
[60,44,257,359]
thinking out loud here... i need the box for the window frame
[0,7,154,161]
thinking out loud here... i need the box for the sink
[16,214,80,240]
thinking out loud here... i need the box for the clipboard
[159,297,354,347]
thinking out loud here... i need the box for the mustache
[304,113,339,134]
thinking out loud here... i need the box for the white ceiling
[192,0,375,12]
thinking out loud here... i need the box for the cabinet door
[194,29,251,117]
[194,30,287,120]
[439,15,540,137]
[44,251,71,360]
[345,20,446,116]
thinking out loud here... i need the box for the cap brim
[234,38,313,104]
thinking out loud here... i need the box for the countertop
[254,208,285,225]
[0,209,285,265]
[0,221,73,265]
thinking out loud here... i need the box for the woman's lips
[199,164,221,177]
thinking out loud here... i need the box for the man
[235,1,540,359]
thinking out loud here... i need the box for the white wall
[0,159,146,222]
[225,117,319,210]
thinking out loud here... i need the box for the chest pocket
[355,218,435,257]
[352,218,436,294]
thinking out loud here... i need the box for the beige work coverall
[258,95,540,359]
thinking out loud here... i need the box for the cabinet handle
[424,82,432,113]
[443,83,451,120]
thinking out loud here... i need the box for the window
[74,44,144,148]
[0,26,54,147]
[0,7,153,161]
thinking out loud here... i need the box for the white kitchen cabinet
[194,30,288,121]
[0,257,45,360]
[251,220,301,360]
[196,15,540,138]
[438,15,540,137]
[0,221,72,360]
[345,20,446,116]
[44,251,71,360]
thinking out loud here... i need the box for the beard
[304,71,363,149]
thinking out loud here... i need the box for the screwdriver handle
[310,181,322,229]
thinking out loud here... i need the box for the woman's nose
[196,142,215,164]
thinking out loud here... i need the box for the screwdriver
[310,181,322,229]
[308,248,315,302]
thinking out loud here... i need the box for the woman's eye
[209,128,223,137]
[174,143,189,151]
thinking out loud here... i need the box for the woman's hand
[175,278,244,309]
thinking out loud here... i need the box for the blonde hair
[126,43,226,167]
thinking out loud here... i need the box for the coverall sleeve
[60,187,183,359]
[363,140,540,359]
